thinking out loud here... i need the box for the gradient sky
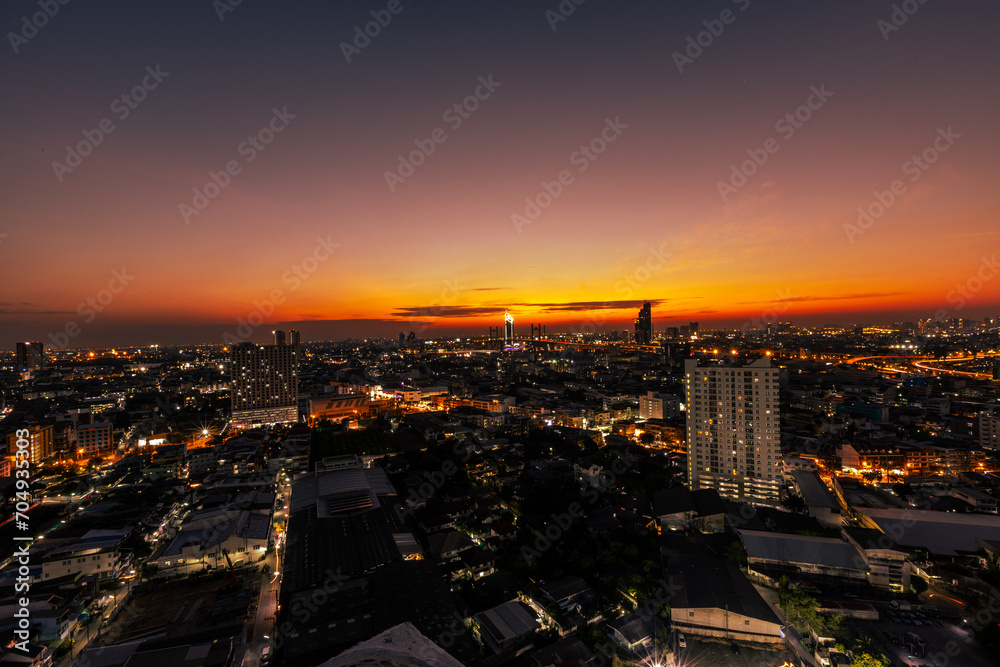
[2,0,999,347]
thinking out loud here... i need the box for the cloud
[735,291,907,306]
[0,302,76,316]
[390,299,667,319]
[390,305,508,319]
[528,299,666,313]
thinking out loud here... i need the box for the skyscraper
[231,332,298,427]
[684,356,781,503]
[504,311,514,344]
[15,341,44,372]
[634,301,652,344]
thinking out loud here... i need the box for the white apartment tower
[685,356,781,503]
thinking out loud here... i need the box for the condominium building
[685,356,781,502]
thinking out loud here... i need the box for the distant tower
[273,330,286,346]
[399,332,406,345]
[634,301,652,344]
[15,342,44,372]
[289,329,300,347]
[504,312,514,344]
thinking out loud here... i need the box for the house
[153,508,270,571]
[474,600,541,654]
[538,576,595,613]
[606,611,656,653]
[653,487,726,533]
[669,554,783,646]
[458,547,495,580]
[427,530,474,561]
[39,528,132,582]
[529,636,595,666]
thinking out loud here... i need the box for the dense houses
[1,321,999,666]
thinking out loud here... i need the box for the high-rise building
[273,330,286,346]
[76,422,114,456]
[15,341,44,372]
[634,301,653,344]
[504,312,514,344]
[685,356,781,503]
[640,391,681,420]
[7,425,54,463]
[231,333,299,427]
[980,407,1000,451]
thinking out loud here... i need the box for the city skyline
[3,1,999,346]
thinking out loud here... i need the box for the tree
[722,540,748,568]
[861,470,881,484]
[911,576,928,595]
[851,652,891,667]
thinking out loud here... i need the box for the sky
[2,0,999,348]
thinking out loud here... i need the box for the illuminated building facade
[504,312,514,344]
[685,356,781,502]
[77,421,113,456]
[231,333,299,426]
[15,341,44,372]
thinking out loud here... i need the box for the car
[678,633,686,648]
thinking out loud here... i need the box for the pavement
[753,584,817,666]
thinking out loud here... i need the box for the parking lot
[674,637,799,667]
[852,611,994,667]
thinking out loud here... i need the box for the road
[753,584,816,666]
[65,582,132,667]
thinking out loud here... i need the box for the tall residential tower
[684,356,781,503]
[230,331,299,427]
